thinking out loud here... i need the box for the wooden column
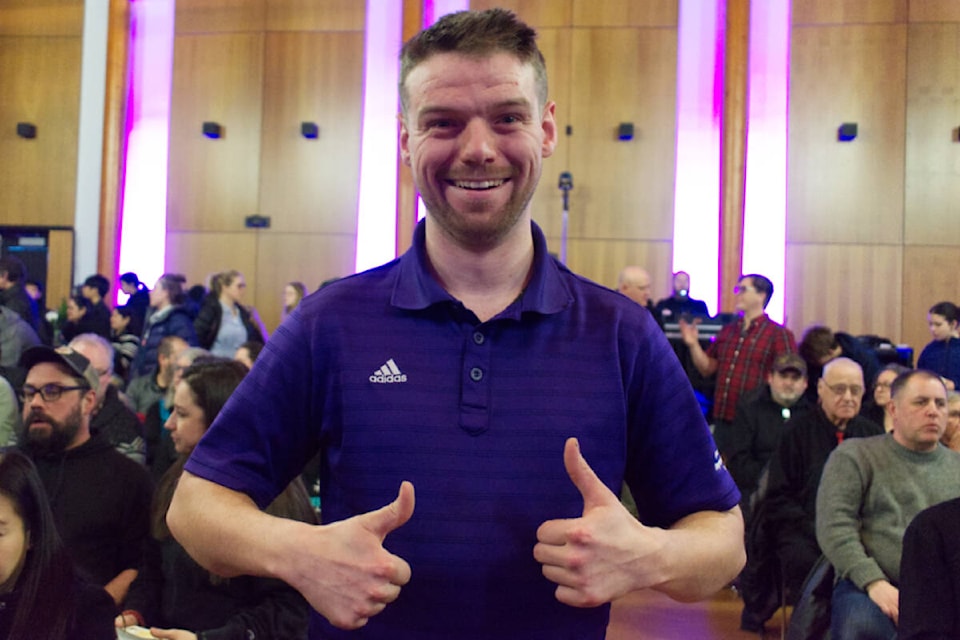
[395,1,424,256]
[719,0,749,311]
[97,0,130,284]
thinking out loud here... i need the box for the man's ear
[399,114,412,167]
[541,101,557,159]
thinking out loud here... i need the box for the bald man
[617,266,654,312]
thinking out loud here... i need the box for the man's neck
[425,217,535,323]
[742,308,764,324]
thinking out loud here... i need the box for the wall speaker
[202,122,222,139]
[837,123,857,142]
[618,122,634,141]
[16,123,37,139]
[301,122,319,139]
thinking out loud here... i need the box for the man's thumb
[361,481,415,540]
[563,437,616,512]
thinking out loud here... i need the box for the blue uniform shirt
[186,220,740,639]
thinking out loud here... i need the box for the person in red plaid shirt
[679,274,797,458]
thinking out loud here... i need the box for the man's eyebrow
[417,98,534,118]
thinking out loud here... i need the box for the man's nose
[459,120,496,163]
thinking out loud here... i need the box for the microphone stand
[558,172,573,264]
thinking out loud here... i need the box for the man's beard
[21,405,83,456]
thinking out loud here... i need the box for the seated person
[942,390,960,451]
[816,369,960,639]
[118,359,315,638]
[798,325,881,404]
[858,363,910,432]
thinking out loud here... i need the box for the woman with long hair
[194,271,265,358]
[281,281,307,322]
[117,359,314,639]
[0,449,115,639]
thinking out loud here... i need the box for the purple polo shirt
[186,220,740,639]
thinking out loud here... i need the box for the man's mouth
[448,179,507,190]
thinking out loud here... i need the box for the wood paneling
[254,232,357,332]
[792,0,907,25]
[47,229,74,311]
[0,36,81,227]
[788,24,906,244]
[175,0,265,34]
[164,231,260,306]
[0,0,83,36]
[470,0,572,27]
[167,33,264,232]
[259,31,363,234]
[909,0,960,23]
[572,0,677,28]
[527,26,572,241]
[565,238,673,301]
[267,0,364,32]
[568,27,677,241]
[902,246,960,357]
[904,23,960,245]
[784,243,902,341]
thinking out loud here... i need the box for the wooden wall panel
[909,0,960,23]
[792,0,907,25]
[0,0,83,36]
[470,0,572,27]
[904,23,960,245]
[566,238,673,299]
[267,0,364,32]
[175,0,265,34]
[902,246,960,357]
[164,231,260,305]
[788,24,906,244]
[572,0,677,28]
[527,27,572,244]
[167,33,264,232]
[568,27,677,241]
[255,232,357,332]
[259,31,364,234]
[47,229,74,311]
[784,243,902,342]
[0,36,81,227]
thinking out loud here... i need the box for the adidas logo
[369,358,408,384]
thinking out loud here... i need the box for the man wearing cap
[727,352,810,503]
[763,357,883,604]
[18,344,153,606]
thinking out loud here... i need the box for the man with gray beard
[18,344,153,607]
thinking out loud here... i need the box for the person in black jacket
[0,449,116,640]
[0,256,39,333]
[117,359,313,639]
[193,271,265,358]
[120,272,150,338]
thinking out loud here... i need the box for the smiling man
[167,10,744,639]
[816,369,960,639]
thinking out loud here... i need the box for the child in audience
[917,301,960,390]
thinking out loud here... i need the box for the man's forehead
[26,361,77,383]
[902,377,947,400]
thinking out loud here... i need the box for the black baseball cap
[19,345,100,393]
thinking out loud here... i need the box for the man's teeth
[453,179,505,190]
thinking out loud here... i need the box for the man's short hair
[742,273,774,308]
[399,8,548,117]
[82,274,110,298]
[69,333,115,377]
[0,256,26,283]
[891,369,944,400]
[799,325,838,363]
[158,335,188,360]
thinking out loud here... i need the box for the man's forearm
[686,341,718,378]
[105,568,138,606]
[652,507,744,602]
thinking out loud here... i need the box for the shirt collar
[391,219,573,318]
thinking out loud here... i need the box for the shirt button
[473,331,485,345]
[470,367,483,381]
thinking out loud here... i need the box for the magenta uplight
[673,0,725,315]
[741,0,790,323]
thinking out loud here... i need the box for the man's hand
[534,438,666,607]
[287,481,415,630]
[866,579,899,625]
[148,629,195,640]
[678,318,700,347]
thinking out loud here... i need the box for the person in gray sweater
[816,369,960,640]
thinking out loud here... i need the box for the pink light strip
[673,0,725,315]
[116,0,174,303]
[741,0,790,323]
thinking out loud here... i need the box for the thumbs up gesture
[294,481,415,629]
[534,438,663,607]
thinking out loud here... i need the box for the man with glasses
[762,357,882,604]
[17,344,153,607]
[680,274,796,459]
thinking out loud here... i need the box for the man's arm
[534,439,744,606]
[168,472,415,630]
[678,320,718,378]
[104,568,138,606]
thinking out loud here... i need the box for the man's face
[944,398,960,445]
[80,284,96,301]
[891,375,947,452]
[21,362,93,456]
[818,361,864,426]
[734,277,764,314]
[673,272,690,296]
[768,369,807,407]
[399,51,557,249]
[619,269,652,307]
[158,340,189,386]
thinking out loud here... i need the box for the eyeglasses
[733,285,755,295]
[826,383,863,397]
[20,383,89,403]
